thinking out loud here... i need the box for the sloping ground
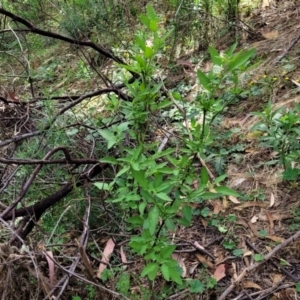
[0,2,300,300]
[153,3,300,299]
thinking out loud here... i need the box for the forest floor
[0,1,300,300]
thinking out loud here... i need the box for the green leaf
[213,174,227,184]
[208,46,222,66]
[131,169,148,189]
[225,42,238,56]
[135,55,146,68]
[156,192,172,201]
[118,63,140,73]
[165,219,175,231]
[201,166,209,185]
[140,189,153,202]
[149,20,158,32]
[233,249,243,257]
[197,70,211,92]
[181,205,192,224]
[100,156,118,164]
[144,46,154,58]
[201,207,210,217]
[296,282,300,292]
[189,279,204,293]
[98,129,117,149]
[228,48,256,71]
[177,218,190,226]
[160,245,176,259]
[169,267,183,285]
[140,14,149,29]
[131,162,140,171]
[125,193,141,201]
[146,5,158,21]
[116,166,130,177]
[254,254,264,262]
[139,202,147,216]
[66,128,78,136]
[134,35,146,51]
[127,216,144,225]
[156,100,173,110]
[161,264,170,281]
[214,186,239,197]
[94,182,110,190]
[223,241,236,250]
[200,192,221,200]
[148,206,159,235]
[141,262,159,280]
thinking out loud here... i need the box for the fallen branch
[218,230,300,300]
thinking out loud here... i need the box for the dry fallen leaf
[266,235,285,243]
[243,251,253,257]
[120,246,127,264]
[193,241,205,250]
[251,215,258,223]
[97,238,115,278]
[269,193,275,207]
[231,178,246,187]
[272,273,282,285]
[188,262,199,275]
[265,211,274,234]
[228,196,240,204]
[236,201,268,210]
[7,90,21,103]
[195,253,214,270]
[212,264,226,281]
[45,251,55,289]
[261,29,279,40]
[243,281,262,289]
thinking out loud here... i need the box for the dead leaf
[97,238,115,278]
[228,196,240,204]
[193,180,199,190]
[200,217,208,227]
[7,90,20,103]
[212,264,226,281]
[231,178,246,187]
[211,201,223,214]
[265,211,274,234]
[243,281,262,289]
[247,221,259,237]
[243,251,253,257]
[269,193,275,207]
[193,241,205,251]
[258,213,291,221]
[261,28,279,40]
[291,79,300,87]
[251,215,258,223]
[176,60,194,69]
[188,262,199,275]
[237,201,268,209]
[272,273,282,285]
[45,251,55,289]
[195,253,214,270]
[266,236,285,243]
[120,246,127,264]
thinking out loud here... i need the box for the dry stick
[218,229,300,300]
[0,146,75,219]
[272,31,300,65]
[245,239,298,282]
[43,253,130,300]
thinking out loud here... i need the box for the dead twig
[218,230,300,300]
